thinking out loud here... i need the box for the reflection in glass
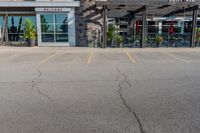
[55,14,68,42]
[56,34,68,42]
[40,14,53,24]
[7,16,36,42]
[41,34,54,42]
[40,14,68,43]
[41,24,54,33]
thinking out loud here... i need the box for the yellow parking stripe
[161,52,190,64]
[125,51,136,64]
[87,52,94,64]
[39,53,57,65]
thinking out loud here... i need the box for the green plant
[24,19,36,40]
[155,35,163,46]
[115,34,123,47]
[107,24,116,46]
[196,28,200,43]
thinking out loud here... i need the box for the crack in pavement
[31,67,54,106]
[116,63,145,133]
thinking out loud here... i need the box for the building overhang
[0,1,80,8]
[95,0,199,17]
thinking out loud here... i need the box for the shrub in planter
[24,19,36,47]
[155,35,163,47]
[115,34,123,48]
[196,28,200,46]
[107,24,116,47]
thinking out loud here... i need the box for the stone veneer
[75,0,103,47]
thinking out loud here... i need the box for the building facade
[0,0,200,47]
[0,0,79,46]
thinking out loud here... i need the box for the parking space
[1,47,200,133]
[0,47,199,66]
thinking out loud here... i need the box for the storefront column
[180,21,184,34]
[158,21,162,34]
[191,8,198,47]
[36,13,41,46]
[1,15,8,45]
[102,5,107,48]
[141,7,147,48]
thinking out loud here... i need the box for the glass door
[40,14,68,44]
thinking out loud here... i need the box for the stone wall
[75,0,103,47]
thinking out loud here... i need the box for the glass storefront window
[147,21,158,33]
[55,14,68,42]
[40,14,68,43]
[0,17,3,38]
[184,21,192,33]
[41,14,54,42]
[7,16,36,42]
[162,21,180,33]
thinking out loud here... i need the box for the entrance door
[38,14,69,46]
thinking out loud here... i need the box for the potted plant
[196,28,200,46]
[107,24,116,47]
[155,35,163,47]
[115,34,123,48]
[24,19,36,47]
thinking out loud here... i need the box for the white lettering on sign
[35,8,71,12]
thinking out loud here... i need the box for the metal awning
[95,0,199,17]
[96,0,199,48]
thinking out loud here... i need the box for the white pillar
[158,21,162,34]
[36,13,41,46]
[68,8,76,46]
[180,21,184,34]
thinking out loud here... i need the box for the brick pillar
[75,0,103,47]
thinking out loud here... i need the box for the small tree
[196,28,200,46]
[115,34,123,48]
[24,19,36,46]
[107,24,116,46]
[155,35,163,47]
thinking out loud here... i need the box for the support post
[191,8,198,47]
[1,14,8,46]
[141,6,147,48]
[102,5,107,48]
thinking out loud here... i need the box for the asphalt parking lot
[0,47,200,133]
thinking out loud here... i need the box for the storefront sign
[35,8,71,12]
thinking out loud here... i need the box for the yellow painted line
[39,53,57,65]
[125,51,136,64]
[87,52,94,64]
[161,52,190,64]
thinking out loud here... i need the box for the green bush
[196,28,200,43]
[24,19,36,40]
[107,24,116,41]
[155,35,163,44]
[115,34,124,47]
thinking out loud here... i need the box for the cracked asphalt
[0,47,200,133]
